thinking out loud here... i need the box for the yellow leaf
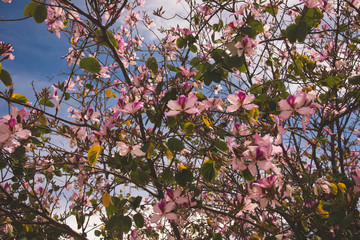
[38,114,47,126]
[317,204,329,219]
[124,120,131,126]
[330,182,338,195]
[102,191,113,208]
[76,92,80,99]
[105,89,113,98]
[113,93,118,98]
[183,122,195,135]
[202,115,213,129]
[70,37,77,45]
[179,164,187,171]
[166,149,173,159]
[302,86,313,92]
[249,108,259,124]
[337,182,346,193]
[88,145,102,165]
[250,234,260,240]
[11,94,28,104]
[146,142,155,159]
[24,224,31,232]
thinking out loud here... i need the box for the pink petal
[165,212,178,221]
[132,146,145,156]
[185,108,199,114]
[153,204,161,214]
[279,110,292,120]
[0,128,10,143]
[243,95,255,104]
[296,107,315,116]
[16,129,31,139]
[278,99,291,111]
[150,214,161,223]
[167,100,181,111]
[165,111,180,117]
[257,160,272,171]
[227,94,239,105]
[173,189,182,199]
[184,95,197,109]
[226,104,240,113]
[164,201,175,213]
[175,197,189,205]
[243,104,258,111]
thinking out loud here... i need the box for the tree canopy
[1,0,360,239]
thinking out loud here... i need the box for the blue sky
[0,1,69,113]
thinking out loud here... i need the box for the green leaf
[146,56,158,76]
[213,233,223,240]
[304,7,323,28]
[105,215,121,231]
[95,29,119,48]
[167,64,179,72]
[203,69,222,86]
[80,57,101,74]
[122,216,132,233]
[64,92,71,100]
[320,76,341,88]
[176,37,186,48]
[133,213,145,228]
[23,1,38,17]
[11,94,28,104]
[286,24,299,43]
[249,20,264,33]
[175,169,193,187]
[348,75,360,85]
[167,138,184,152]
[297,21,309,43]
[223,54,244,69]
[241,26,257,38]
[242,168,255,182]
[190,57,200,67]
[201,159,218,183]
[250,84,262,95]
[39,98,55,108]
[131,196,142,210]
[33,4,47,24]
[0,69,12,87]
[189,44,198,53]
[214,140,228,153]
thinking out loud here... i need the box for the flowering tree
[1,0,360,239]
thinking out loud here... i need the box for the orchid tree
[1,0,360,239]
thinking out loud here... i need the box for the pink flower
[117,141,145,157]
[235,195,258,217]
[227,91,258,112]
[166,94,199,117]
[198,97,224,112]
[231,122,250,136]
[150,199,178,223]
[121,102,144,114]
[166,188,189,205]
[278,90,315,120]
[302,0,320,8]
[84,107,101,123]
[124,10,142,27]
[0,111,31,153]
[235,36,258,57]
[352,167,360,193]
[179,66,197,78]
